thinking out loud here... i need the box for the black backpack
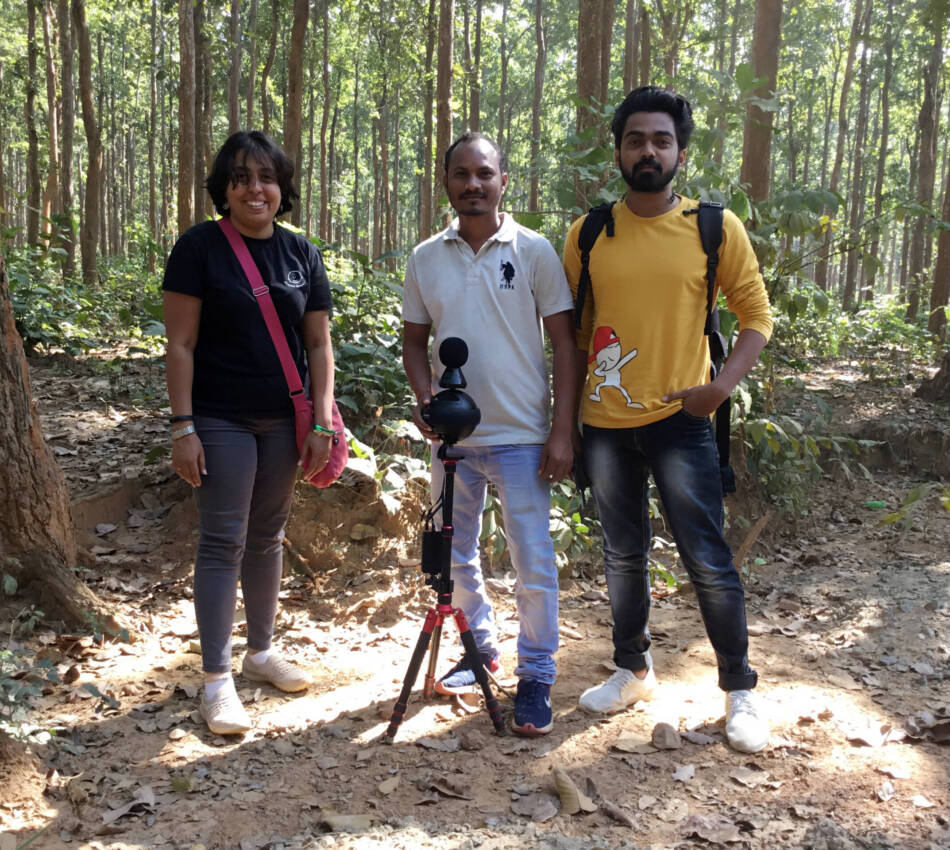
[573,200,736,494]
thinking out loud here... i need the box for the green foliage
[878,482,950,531]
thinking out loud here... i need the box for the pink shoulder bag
[218,217,347,487]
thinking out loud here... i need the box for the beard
[620,158,679,193]
[454,191,490,216]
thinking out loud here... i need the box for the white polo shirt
[402,213,574,447]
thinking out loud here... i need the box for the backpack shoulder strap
[696,200,724,331]
[573,201,615,329]
[684,200,735,494]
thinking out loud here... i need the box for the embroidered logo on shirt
[499,260,515,290]
[284,270,306,288]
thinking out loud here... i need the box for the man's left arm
[663,212,772,417]
[539,309,578,481]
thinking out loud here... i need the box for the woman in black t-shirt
[163,131,334,735]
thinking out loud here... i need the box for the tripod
[384,442,505,740]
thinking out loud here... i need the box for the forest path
[1,351,948,850]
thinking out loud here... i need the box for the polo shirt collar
[443,212,517,245]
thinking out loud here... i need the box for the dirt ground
[1,352,949,850]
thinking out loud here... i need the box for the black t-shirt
[162,219,333,419]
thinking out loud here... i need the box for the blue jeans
[193,415,299,673]
[583,411,757,691]
[430,444,559,684]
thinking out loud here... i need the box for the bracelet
[312,423,339,437]
[171,424,196,440]
[169,414,195,424]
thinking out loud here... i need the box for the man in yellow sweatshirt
[563,87,773,753]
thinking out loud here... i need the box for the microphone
[439,337,468,370]
[438,337,468,389]
[423,336,480,443]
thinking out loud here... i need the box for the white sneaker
[242,652,313,693]
[578,667,656,713]
[200,678,252,735]
[725,689,768,753]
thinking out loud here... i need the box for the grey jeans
[192,414,298,673]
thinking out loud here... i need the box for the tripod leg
[423,620,444,698]
[384,609,440,741]
[454,609,506,734]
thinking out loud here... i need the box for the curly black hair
[205,130,299,217]
[611,87,695,150]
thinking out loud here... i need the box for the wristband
[170,414,195,424]
[312,423,340,437]
[172,424,197,440]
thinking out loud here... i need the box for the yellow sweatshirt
[564,197,773,428]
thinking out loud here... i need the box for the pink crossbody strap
[217,217,305,399]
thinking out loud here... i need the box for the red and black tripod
[384,443,505,740]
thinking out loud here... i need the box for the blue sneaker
[434,653,501,695]
[512,679,553,736]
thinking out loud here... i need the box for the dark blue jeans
[583,411,757,691]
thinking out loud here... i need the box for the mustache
[634,159,662,170]
[460,191,487,199]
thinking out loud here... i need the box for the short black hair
[444,132,508,174]
[611,87,695,150]
[205,130,299,217]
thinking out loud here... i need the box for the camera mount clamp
[383,441,505,740]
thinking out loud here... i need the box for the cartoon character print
[587,326,644,408]
[500,260,516,290]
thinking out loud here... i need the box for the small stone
[651,722,681,750]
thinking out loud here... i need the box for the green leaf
[2,574,17,596]
[728,189,750,222]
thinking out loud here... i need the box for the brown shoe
[241,652,313,693]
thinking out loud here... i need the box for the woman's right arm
[165,291,205,486]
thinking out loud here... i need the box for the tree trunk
[284,0,309,227]
[916,350,950,400]
[842,0,873,310]
[72,0,100,286]
[41,0,60,238]
[260,0,279,135]
[194,0,213,221]
[319,0,330,240]
[622,0,639,94]
[929,156,950,340]
[598,0,614,107]
[575,0,603,210]
[497,0,508,144]
[529,0,545,211]
[26,0,41,246]
[907,17,944,321]
[639,4,650,86]
[470,0,482,131]
[420,0,436,240]
[0,254,124,634]
[815,0,863,292]
[228,0,241,134]
[176,0,195,235]
[654,0,692,81]
[739,0,781,204]
[434,0,454,226]
[58,0,76,279]
[246,0,259,128]
[147,0,157,273]
[351,56,360,253]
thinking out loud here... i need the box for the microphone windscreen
[439,337,468,369]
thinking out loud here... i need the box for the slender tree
[72,0,101,285]
[58,0,76,278]
[434,0,453,226]
[25,0,41,246]
[529,0,545,211]
[177,0,196,234]
[284,0,310,228]
[228,0,241,134]
[739,0,782,204]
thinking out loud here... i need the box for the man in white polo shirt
[402,133,577,736]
